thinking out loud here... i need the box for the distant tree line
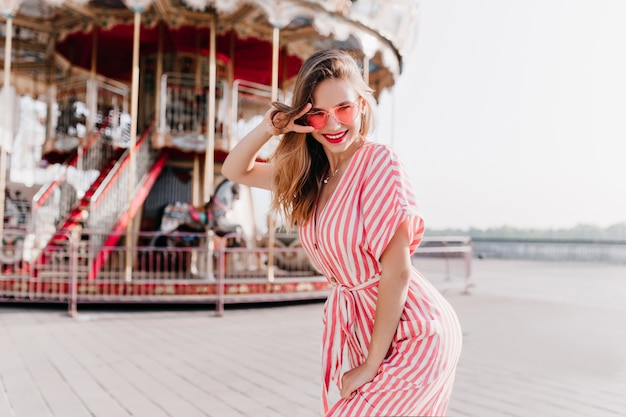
[424,222,626,241]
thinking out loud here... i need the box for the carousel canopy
[55,24,304,85]
[1,0,419,96]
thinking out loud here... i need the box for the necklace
[323,167,339,184]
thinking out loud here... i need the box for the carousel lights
[42,0,90,7]
[312,13,352,42]
[323,0,352,14]
[121,0,152,13]
[180,0,251,14]
[256,0,300,29]
[180,0,207,12]
[0,0,20,17]
[360,32,378,59]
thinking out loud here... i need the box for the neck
[326,139,365,172]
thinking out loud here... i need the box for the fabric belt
[321,275,380,414]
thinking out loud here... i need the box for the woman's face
[308,78,364,153]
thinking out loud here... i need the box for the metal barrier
[413,236,473,294]
[1,230,476,314]
[472,238,626,264]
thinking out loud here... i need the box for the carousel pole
[192,30,200,206]
[0,3,19,248]
[204,13,217,203]
[123,3,146,282]
[202,13,217,284]
[266,25,280,283]
[88,29,98,132]
[227,31,234,147]
[155,22,163,138]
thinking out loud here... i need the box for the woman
[222,50,462,417]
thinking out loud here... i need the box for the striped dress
[299,142,463,417]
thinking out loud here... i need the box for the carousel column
[87,28,98,133]
[203,13,217,281]
[122,0,152,282]
[266,24,281,283]
[0,0,21,247]
[154,22,163,143]
[204,13,217,205]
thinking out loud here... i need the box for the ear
[359,97,367,114]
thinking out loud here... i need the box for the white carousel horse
[152,179,243,248]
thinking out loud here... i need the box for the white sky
[378,0,626,230]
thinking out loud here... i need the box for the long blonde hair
[270,50,375,227]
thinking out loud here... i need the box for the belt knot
[320,276,380,413]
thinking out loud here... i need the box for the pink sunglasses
[305,100,360,130]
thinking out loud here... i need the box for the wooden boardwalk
[1,259,625,417]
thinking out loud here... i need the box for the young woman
[222,50,462,417]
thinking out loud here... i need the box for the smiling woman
[223,50,463,417]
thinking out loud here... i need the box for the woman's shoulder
[358,141,402,165]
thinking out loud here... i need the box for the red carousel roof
[56,24,303,85]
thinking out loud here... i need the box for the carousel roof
[1,0,419,96]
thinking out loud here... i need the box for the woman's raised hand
[266,103,315,136]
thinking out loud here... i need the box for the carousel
[0,0,419,308]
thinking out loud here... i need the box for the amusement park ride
[0,0,420,306]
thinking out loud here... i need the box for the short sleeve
[361,145,424,260]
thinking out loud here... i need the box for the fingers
[267,104,314,135]
[339,387,359,400]
[269,108,288,131]
[340,375,358,400]
[295,102,312,119]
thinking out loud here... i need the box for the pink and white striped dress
[299,142,463,417]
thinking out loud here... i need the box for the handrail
[89,150,169,280]
[89,121,155,206]
[31,122,108,210]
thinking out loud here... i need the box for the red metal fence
[0,230,473,316]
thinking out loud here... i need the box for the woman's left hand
[340,361,379,400]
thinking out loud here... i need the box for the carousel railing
[85,123,157,265]
[29,122,117,264]
[31,73,131,250]
[52,75,130,149]
[230,79,285,152]
[0,229,329,315]
[157,72,228,150]
[0,229,475,316]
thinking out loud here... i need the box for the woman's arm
[222,104,313,190]
[221,120,275,190]
[340,219,412,399]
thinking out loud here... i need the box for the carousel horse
[151,179,244,248]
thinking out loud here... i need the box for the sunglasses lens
[306,112,328,129]
[335,104,358,124]
[306,102,359,129]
